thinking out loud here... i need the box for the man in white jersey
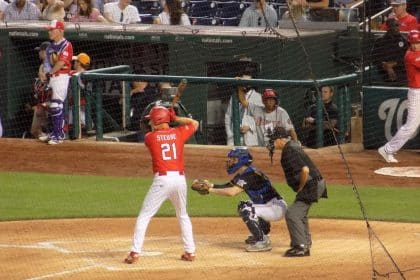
[238,87,298,146]
[378,29,420,163]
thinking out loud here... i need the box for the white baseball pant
[384,88,420,154]
[130,172,195,254]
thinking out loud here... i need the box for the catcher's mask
[226,147,253,174]
[145,106,170,125]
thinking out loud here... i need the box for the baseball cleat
[378,146,398,163]
[124,251,139,264]
[47,138,64,145]
[245,236,272,252]
[38,133,50,142]
[181,252,195,261]
[245,235,257,245]
[284,246,310,257]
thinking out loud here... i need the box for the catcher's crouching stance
[191,147,287,252]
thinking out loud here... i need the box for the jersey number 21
[161,143,177,160]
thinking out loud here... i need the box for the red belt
[157,171,184,176]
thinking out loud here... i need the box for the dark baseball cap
[35,41,50,51]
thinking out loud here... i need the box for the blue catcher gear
[226,146,253,174]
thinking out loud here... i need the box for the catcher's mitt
[191,179,212,195]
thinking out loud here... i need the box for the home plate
[374,167,420,178]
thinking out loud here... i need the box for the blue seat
[133,0,162,16]
[139,14,155,24]
[212,1,243,26]
[218,17,241,26]
[215,2,243,18]
[191,16,217,25]
[188,1,217,17]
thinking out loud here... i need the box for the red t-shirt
[145,123,197,174]
[380,14,418,32]
[405,49,420,88]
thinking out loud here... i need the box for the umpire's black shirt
[281,140,327,203]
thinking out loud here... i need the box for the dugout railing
[75,68,359,147]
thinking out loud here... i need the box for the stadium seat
[215,1,244,18]
[188,0,217,17]
[212,1,244,26]
[133,0,162,16]
[191,16,217,25]
[139,14,155,24]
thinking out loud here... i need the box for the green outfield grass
[1,172,419,222]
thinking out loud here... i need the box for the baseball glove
[191,179,212,195]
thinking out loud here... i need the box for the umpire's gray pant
[285,179,326,248]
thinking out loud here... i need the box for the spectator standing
[238,87,298,146]
[225,71,262,146]
[0,0,8,21]
[124,106,199,264]
[154,0,190,25]
[30,41,51,139]
[302,85,338,148]
[239,0,278,28]
[40,0,65,21]
[4,0,41,21]
[69,0,107,22]
[39,20,73,145]
[270,127,327,257]
[104,0,140,24]
[372,18,409,86]
[378,30,420,163]
[380,0,418,32]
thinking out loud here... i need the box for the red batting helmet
[262,88,278,104]
[407,30,420,43]
[145,106,170,125]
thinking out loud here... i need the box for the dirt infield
[1,139,420,280]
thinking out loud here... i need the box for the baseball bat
[171,78,187,106]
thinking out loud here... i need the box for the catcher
[191,147,287,252]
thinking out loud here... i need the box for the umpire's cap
[35,41,50,51]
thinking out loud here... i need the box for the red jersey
[53,38,73,75]
[145,123,197,174]
[380,14,418,32]
[405,49,420,88]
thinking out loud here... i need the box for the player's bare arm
[49,60,66,75]
[297,166,310,192]
[174,116,199,130]
[237,86,249,108]
[208,183,243,197]
[289,129,298,141]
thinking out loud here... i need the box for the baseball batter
[192,147,287,252]
[39,20,73,145]
[125,106,199,264]
[378,29,420,163]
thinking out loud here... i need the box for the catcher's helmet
[145,106,170,125]
[262,88,278,105]
[226,147,253,174]
[407,30,420,43]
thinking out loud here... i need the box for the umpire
[270,127,327,257]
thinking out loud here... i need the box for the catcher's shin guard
[238,201,263,241]
[49,99,65,139]
[259,218,271,235]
